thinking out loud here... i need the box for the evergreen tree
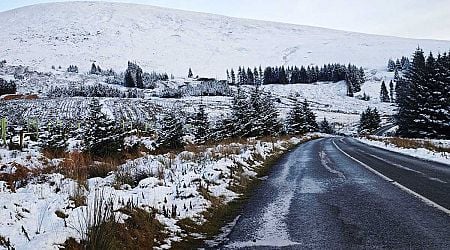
[279,66,288,84]
[188,68,193,78]
[41,122,69,153]
[380,81,390,102]
[84,98,123,157]
[124,71,135,88]
[286,99,305,134]
[191,103,210,143]
[425,52,450,138]
[230,68,236,85]
[158,112,184,149]
[303,99,318,132]
[90,63,98,74]
[358,107,381,134]
[319,118,334,134]
[395,59,402,70]
[396,48,427,137]
[287,99,317,134]
[253,67,260,85]
[247,68,254,85]
[387,59,396,72]
[231,87,250,137]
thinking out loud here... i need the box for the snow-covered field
[1,2,450,77]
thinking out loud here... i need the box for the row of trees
[387,57,410,72]
[158,88,325,148]
[41,89,328,154]
[396,48,450,139]
[48,84,144,98]
[228,64,364,85]
[227,64,365,97]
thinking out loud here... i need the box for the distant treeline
[227,63,365,96]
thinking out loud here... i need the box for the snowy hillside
[0,1,449,77]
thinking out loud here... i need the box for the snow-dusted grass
[356,136,450,165]
[0,134,319,249]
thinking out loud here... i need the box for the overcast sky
[1,0,449,40]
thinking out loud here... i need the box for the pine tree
[84,98,123,157]
[287,99,317,134]
[231,87,251,137]
[188,68,193,78]
[124,71,135,88]
[397,48,427,137]
[279,66,288,84]
[158,111,184,149]
[41,122,69,153]
[90,63,98,74]
[319,118,334,134]
[260,91,281,135]
[395,59,402,70]
[286,99,305,134]
[303,99,318,132]
[247,68,254,85]
[358,107,381,134]
[191,103,209,143]
[136,67,144,89]
[387,59,396,72]
[253,67,260,85]
[230,69,236,85]
[380,81,390,102]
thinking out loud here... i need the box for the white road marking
[332,139,450,216]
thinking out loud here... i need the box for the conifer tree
[380,81,390,102]
[191,102,210,143]
[124,71,135,88]
[287,99,317,134]
[84,98,123,157]
[387,59,396,72]
[90,63,98,74]
[358,107,381,134]
[397,48,427,137]
[286,99,305,134]
[319,118,334,134]
[188,68,193,78]
[158,111,184,149]
[303,99,318,132]
[230,68,236,85]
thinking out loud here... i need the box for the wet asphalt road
[221,137,450,249]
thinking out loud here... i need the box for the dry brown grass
[63,207,167,250]
[0,162,53,192]
[367,136,450,153]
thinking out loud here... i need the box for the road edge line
[332,139,450,216]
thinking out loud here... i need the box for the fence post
[1,117,6,146]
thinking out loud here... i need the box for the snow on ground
[0,2,449,78]
[0,134,317,249]
[356,137,450,166]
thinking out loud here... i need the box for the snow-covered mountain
[1,1,449,77]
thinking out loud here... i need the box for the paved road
[374,124,396,136]
[221,137,450,249]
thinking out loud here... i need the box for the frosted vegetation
[0,2,449,249]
